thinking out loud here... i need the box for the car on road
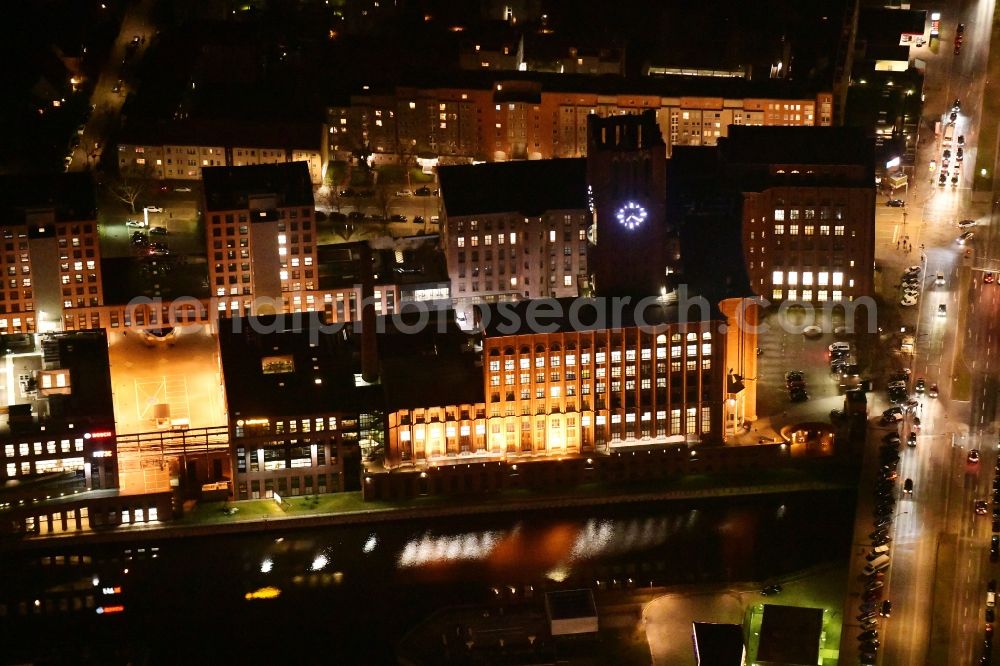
[957,147,965,161]
[978,501,990,515]
[760,584,782,596]
[145,206,164,213]
[939,173,948,186]
[175,186,192,193]
[880,600,892,617]
[149,226,167,235]
[903,478,913,494]
[785,370,805,385]
[130,35,141,47]
[395,190,413,197]
[63,155,73,171]
[907,432,917,447]
[959,219,978,228]
[880,412,903,426]
[829,341,850,354]
[413,215,425,225]
[952,174,960,186]
[125,219,145,228]
[993,536,999,562]
[938,304,947,317]
[915,378,925,393]
[112,79,123,93]
[971,450,982,464]
[987,273,996,284]
[959,134,966,145]
[886,199,905,207]
[935,272,946,285]
[929,383,939,398]
[130,231,146,246]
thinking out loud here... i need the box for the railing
[114,425,230,457]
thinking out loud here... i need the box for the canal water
[0,489,854,664]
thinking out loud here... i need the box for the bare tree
[373,185,393,221]
[108,163,153,213]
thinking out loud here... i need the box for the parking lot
[745,308,866,445]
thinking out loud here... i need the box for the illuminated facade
[327,73,833,163]
[0,173,104,334]
[0,330,117,491]
[718,126,877,302]
[383,297,759,470]
[439,158,590,324]
[117,119,327,184]
[218,315,383,501]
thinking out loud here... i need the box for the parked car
[789,387,809,402]
[175,186,192,193]
[886,199,905,207]
[880,600,892,617]
[389,214,408,221]
[149,226,167,235]
[145,206,164,213]
[959,219,978,228]
[761,584,783,596]
[415,186,432,196]
[395,189,414,197]
[125,219,145,228]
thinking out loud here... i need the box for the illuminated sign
[102,586,122,595]
[87,431,114,439]
[92,450,113,458]
[238,418,270,427]
[96,605,125,615]
[244,586,282,601]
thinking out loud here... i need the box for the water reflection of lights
[546,564,570,582]
[311,553,329,571]
[260,558,273,574]
[568,518,674,561]
[363,534,378,554]
[397,530,504,568]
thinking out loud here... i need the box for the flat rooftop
[439,158,587,218]
[477,297,724,338]
[0,173,96,226]
[202,162,315,213]
[719,126,874,168]
[218,314,380,419]
[0,330,114,439]
[756,604,824,665]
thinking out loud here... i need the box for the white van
[944,123,956,144]
[873,544,890,555]
[864,554,891,575]
[988,591,996,608]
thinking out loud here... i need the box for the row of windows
[772,289,844,301]
[4,439,86,459]
[773,208,844,221]
[773,224,846,236]
[772,270,845,287]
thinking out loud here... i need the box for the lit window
[787,271,798,286]
[802,271,813,286]
[774,224,784,235]
[832,271,844,286]
[774,209,785,221]
[818,271,829,286]
[772,270,783,285]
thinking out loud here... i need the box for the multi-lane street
[845,0,1000,663]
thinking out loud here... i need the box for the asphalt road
[839,0,1000,664]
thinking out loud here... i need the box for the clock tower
[587,110,669,298]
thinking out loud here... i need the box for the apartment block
[327,72,833,163]
[0,173,103,334]
[118,119,327,185]
[438,158,589,325]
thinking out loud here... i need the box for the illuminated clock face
[615,202,648,230]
